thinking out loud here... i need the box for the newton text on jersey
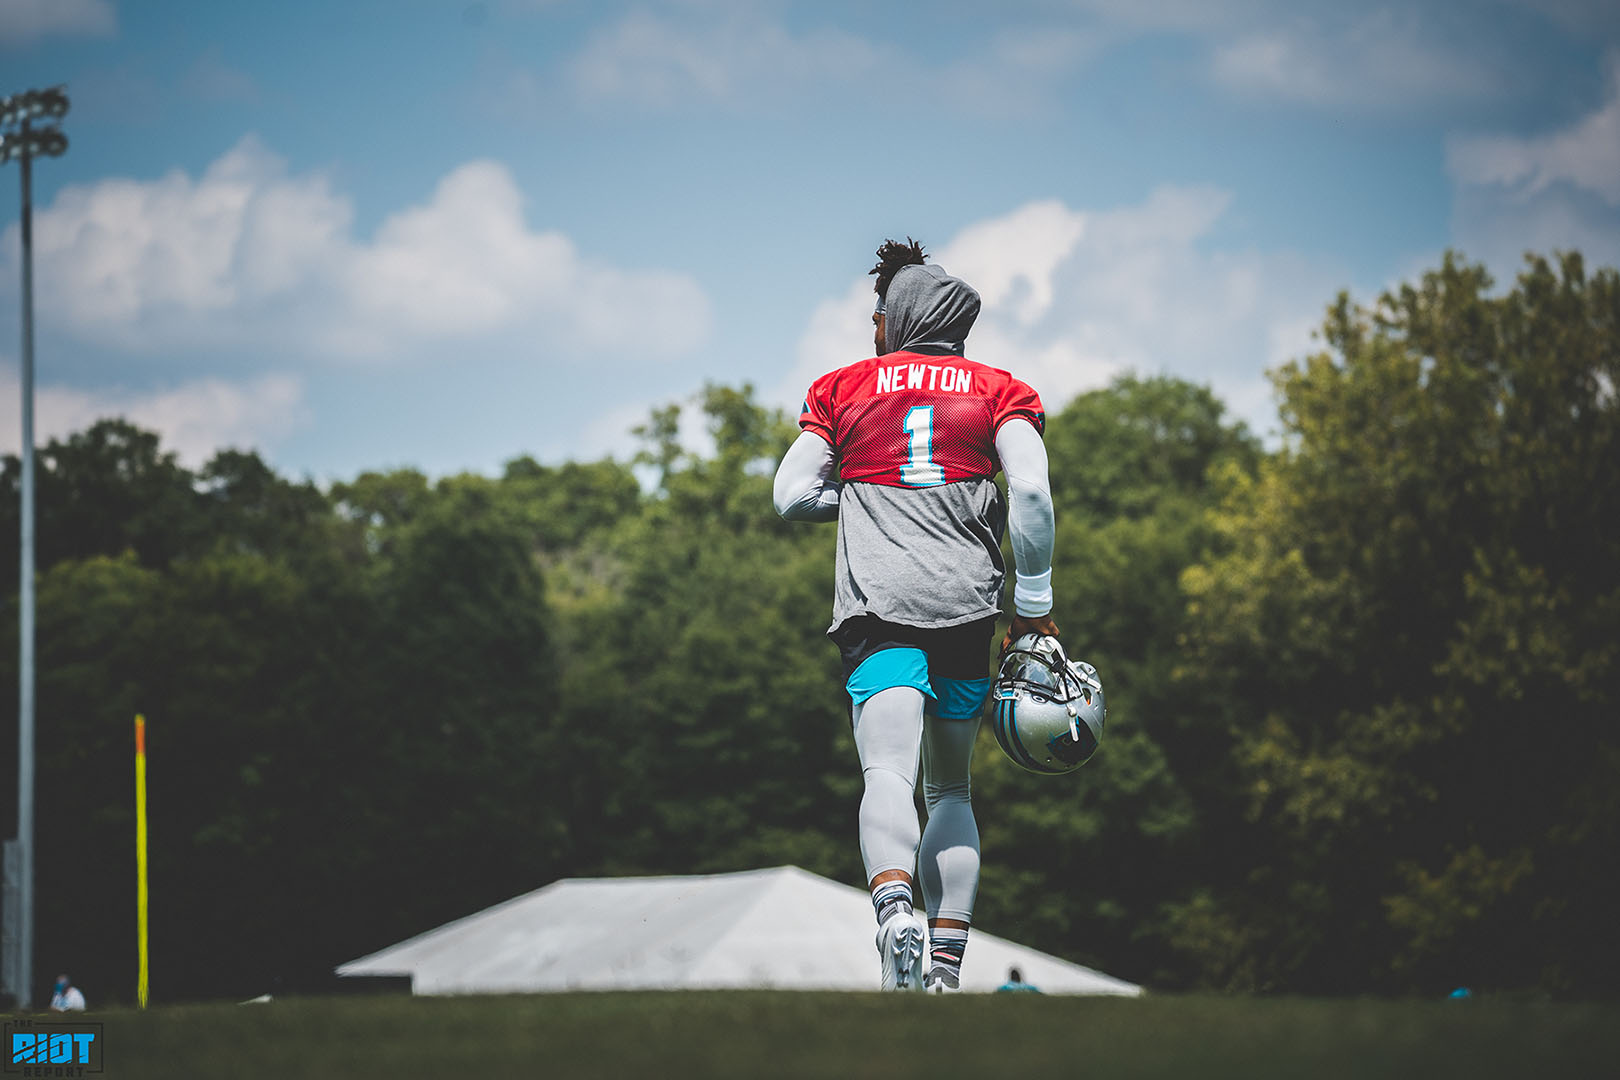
[874,363,975,395]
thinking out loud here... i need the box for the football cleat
[876,910,928,992]
[925,967,962,994]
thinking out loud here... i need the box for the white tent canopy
[338,866,1141,996]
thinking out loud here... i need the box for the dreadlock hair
[869,237,928,301]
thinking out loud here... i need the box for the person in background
[50,973,86,1011]
[996,966,1041,993]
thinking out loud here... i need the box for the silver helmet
[990,634,1105,774]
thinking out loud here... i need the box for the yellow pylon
[135,714,149,1009]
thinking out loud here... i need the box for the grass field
[19,991,1620,1079]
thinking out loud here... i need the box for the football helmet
[990,634,1105,774]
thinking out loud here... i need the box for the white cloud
[0,0,114,44]
[335,159,707,356]
[565,7,1103,115]
[1063,0,1269,33]
[1210,9,1496,107]
[1445,52,1620,274]
[1497,0,1620,37]
[2,136,711,362]
[0,368,308,467]
[1447,53,1620,206]
[1014,2,1536,110]
[568,6,884,105]
[941,200,1087,326]
[937,26,1104,116]
[561,2,1524,118]
[783,189,1351,439]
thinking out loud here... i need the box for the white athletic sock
[872,879,913,927]
[929,926,969,985]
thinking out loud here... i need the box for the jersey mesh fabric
[800,352,1043,487]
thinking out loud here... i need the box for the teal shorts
[832,614,997,720]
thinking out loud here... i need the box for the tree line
[1,252,1615,1003]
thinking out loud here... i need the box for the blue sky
[2,0,1618,479]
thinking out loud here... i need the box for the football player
[773,239,1057,992]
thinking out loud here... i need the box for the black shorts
[830,614,999,719]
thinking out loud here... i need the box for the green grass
[20,991,1620,1079]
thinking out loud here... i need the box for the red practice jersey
[799,352,1045,488]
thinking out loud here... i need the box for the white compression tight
[853,685,982,923]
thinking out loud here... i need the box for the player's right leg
[848,644,932,992]
[854,684,925,895]
[853,684,928,991]
[838,618,944,991]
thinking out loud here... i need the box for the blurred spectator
[49,974,86,1012]
[996,966,1041,993]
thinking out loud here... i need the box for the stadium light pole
[1,84,69,1012]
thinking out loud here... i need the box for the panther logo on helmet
[990,634,1106,775]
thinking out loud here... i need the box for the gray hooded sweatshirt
[883,263,982,355]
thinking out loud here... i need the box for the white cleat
[925,967,961,994]
[876,910,928,992]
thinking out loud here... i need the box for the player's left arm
[995,416,1059,648]
[773,430,842,522]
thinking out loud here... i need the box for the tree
[336,478,566,954]
[1174,253,1620,994]
[0,420,207,575]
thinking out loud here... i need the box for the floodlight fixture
[0,129,69,165]
[0,86,69,127]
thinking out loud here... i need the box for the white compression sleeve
[994,418,1055,616]
[853,686,925,882]
[773,431,842,522]
[918,713,981,923]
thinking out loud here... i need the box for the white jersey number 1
[901,406,946,486]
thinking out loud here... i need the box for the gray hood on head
[883,263,980,355]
